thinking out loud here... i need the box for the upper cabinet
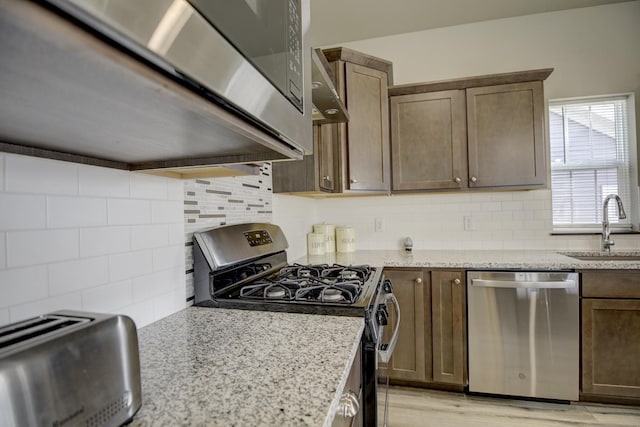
[273,48,393,195]
[389,69,552,192]
[390,90,467,191]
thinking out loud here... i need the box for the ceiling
[310,0,632,46]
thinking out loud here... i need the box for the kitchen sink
[561,252,640,261]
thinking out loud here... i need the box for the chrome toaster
[0,310,142,427]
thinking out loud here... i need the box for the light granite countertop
[130,307,364,427]
[295,249,640,270]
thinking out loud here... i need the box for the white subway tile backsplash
[48,256,109,296]
[0,266,47,307]
[151,200,183,224]
[117,301,155,328]
[168,223,184,245]
[6,155,78,195]
[0,155,5,191]
[7,229,78,268]
[131,224,169,250]
[82,279,132,312]
[501,201,523,211]
[153,246,184,272]
[167,179,184,201]
[132,267,182,302]
[9,292,82,323]
[80,226,131,257]
[0,194,45,230]
[152,290,184,321]
[47,196,107,228]
[109,250,153,282]
[0,233,5,269]
[79,165,130,198]
[131,173,168,200]
[0,309,8,326]
[108,199,151,225]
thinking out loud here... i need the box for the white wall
[295,1,640,252]
[0,154,186,328]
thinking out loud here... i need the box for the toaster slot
[0,315,91,351]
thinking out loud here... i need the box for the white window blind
[549,95,632,231]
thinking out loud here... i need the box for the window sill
[550,230,640,236]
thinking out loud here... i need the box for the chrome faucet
[602,194,627,252]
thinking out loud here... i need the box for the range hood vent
[0,0,307,173]
[311,49,349,124]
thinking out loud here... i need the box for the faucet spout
[602,194,626,252]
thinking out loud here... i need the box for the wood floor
[378,386,640,427]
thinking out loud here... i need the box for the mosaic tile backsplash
[183,163,273,300]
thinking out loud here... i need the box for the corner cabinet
[388,69,552,192]
[380,268,466,390]
[273,48,392,195]
[580,270,640,404]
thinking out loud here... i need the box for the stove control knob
[376,305,389,326]
[383,279,393,293]
[338,391,360,418]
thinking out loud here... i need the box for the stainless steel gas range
[192,222,399,426]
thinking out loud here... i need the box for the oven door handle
[378,293,400,364]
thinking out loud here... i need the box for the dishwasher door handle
[471,279,577,289]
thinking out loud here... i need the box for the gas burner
[322,288,344,302]
[266,288,286,299]
[339,270,359,280]
[298,269,313,278]
[239,282,295,301]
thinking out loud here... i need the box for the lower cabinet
[380,268,466,389]
[581,271,640,403]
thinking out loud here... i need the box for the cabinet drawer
[581,271,640,298]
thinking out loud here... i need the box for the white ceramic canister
[313,224,336,253]
[306,232,326,256]
[335,226,355,253]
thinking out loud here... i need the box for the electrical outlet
[375,217,385,232]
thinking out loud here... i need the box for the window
[549,95,635,231]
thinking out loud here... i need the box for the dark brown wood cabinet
[379,269,431,383]
[431,270,466,386]
[380,268,466,390]
[388,69,552,192]
[390,90,467,191]
[273,48,392,195]
[581,270,640,403]
[466,81,546,189]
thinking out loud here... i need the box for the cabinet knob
[350,178,358,184]
[470,176,478,183]
[415,277,423,284]
[454,177,461,183]
[323,176,331,181]
[453,278,461,285]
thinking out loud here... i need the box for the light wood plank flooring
[378,386,640,426]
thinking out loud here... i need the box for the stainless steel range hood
[311,49,349,124]
[0,0,313,173]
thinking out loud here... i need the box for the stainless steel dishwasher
[467,271,579,401]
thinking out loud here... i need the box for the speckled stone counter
[295,249,640,270]
[130,307,364,427]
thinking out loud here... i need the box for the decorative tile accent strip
[206,189,232,196]
[183,163,273,300]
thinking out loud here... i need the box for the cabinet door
[380,269,431,383]
[390,90,467,191]
[466,81,546,189]
[431,270,466,386]
[343,62,390,192]
[582,298,640,398]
